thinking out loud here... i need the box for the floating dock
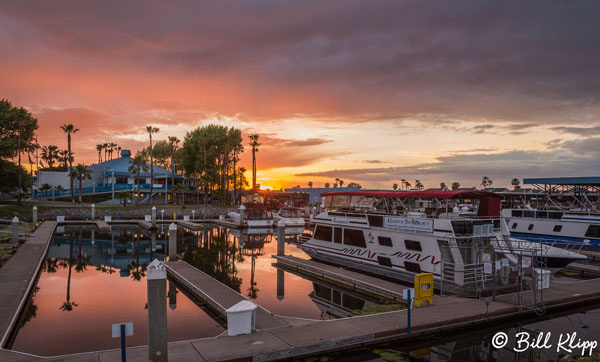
[0,221,56,349]
[163,261,290,331]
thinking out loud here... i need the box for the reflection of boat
[502,208,600,250]
[299,190,584,292]
[273,207,305,227]
[309,282,379,318]
[228,203,274,228]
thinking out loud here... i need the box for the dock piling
[168,223,177,260]
[32,206,37,229]
[147,259,168,362]
[238,205,245,227]
[11,216,19,248]
[91,203,95,220]
[152,206,156,227]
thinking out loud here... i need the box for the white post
[161,209,164,221]
[168,223,177,260]
[146,260,167,362]
[52,187,55,201]
[32,206,38,228]
[238,205,246,227]
[91,203,96,220]
[152,206,157,226]
[92,181,96,194]
[12,216,19,248]
[192,210,195,220]
[111,171,115,199]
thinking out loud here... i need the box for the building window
[553,225,562,232]
[314,225,332,242]
[334,227,343,244]
[377,256,393,267]
[512,223,518,230]
[404,240,422,251]
[378,236,393,247]
[585,225,600,238]
[343,228,367,248]
[528,224,534,231]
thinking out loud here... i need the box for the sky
[1,1,599,190]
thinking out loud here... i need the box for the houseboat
[298,190,585,292]
[228,203,274,228]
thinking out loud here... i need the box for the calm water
[9,224,393,356]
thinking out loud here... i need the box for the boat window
[528,224,534,231]
[553,225,562,232]
[378,236,393,247]
[404,240,422,251]
[512,223,518,230]
[404,261,422,273]
[585,225,600,238]
[330,195,351,209]
[332,290,341,305]
[314,225,333,242]
[367,215,383,227]
[537,211,547,219]
[334,227,343,244]
[342,294,365,310]
[314,283,331,300]
[524,211,535,218]
[343,228,367,248]
[512,210,523,217]
[549,212,563,220]
[377,256,393,267]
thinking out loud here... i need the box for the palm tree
[41,145,59,169]
[58,149,69,168]
[415,180,424,190]
[452,182,460,190]
[146,125,160,204]
[103,143,109,162]
[338,179,344,188]
[393,183,398,190]
[128,152,148,206]
[308,181,313,188]
[511,178,521,189]
[325,182,330,188]
[60,124,79,203]
[168,136,180,203]
[401,179,406,190]
[117,190,133,207]
[96,144,103,163]
[117,145,122,158]
[248,134,260,192]
[110,142,118,160]
[440,182,448,190]
[69,164,92,203]
[481,176,493,189]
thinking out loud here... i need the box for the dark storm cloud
[296,137,600,186]
[551,126,600,136]
[1,0,600,122]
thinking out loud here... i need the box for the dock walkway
[0,221,56,348]
[163,261,289,331]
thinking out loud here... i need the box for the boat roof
[321,190,503,200]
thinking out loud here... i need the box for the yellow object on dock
[413,273,433,307]
[173,213,176,220]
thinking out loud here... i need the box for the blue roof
[94,150,182,178]
[524,177,600,185]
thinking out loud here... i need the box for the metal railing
[34,183,174,198]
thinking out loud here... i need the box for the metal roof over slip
[524,177,600,185]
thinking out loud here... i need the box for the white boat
[502,208,600,250]
[298,190,585,293]
[227,203,274,228]
[273,207,305,227]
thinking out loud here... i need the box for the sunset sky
[1,1,599,190]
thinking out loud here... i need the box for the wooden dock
[0,221,56,349]
[95,220,111,232]
[176,220,205,230]
[163,261,290,331]
[563,262,600,276]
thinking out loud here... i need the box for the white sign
[495,261,501,270]
[502,258,509,267]
[383,216,433,233]
[403,288,415,300]
[522,256,532,268]
[484,262,493,274]
[112,322,133,338]
[482,253,491,262]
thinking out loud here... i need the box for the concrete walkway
[0,222,56,348]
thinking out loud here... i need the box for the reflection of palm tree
[128,235,147,281]
[75,230,91,273]
[42,258,60,273]
[60,234,77,312]
[247,255,259,300]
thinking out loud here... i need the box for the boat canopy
[321,190,503,200]
[321,190,503,217]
